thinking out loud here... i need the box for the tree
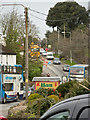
[46,2,88,32]
[0,9,39,64]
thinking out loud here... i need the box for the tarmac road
[42,59,68,77]
[0,101,21,117]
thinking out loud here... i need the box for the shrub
[56,81,76,97]
[48,95,59,103]
[35,88,61,98]
[64,80,90,99]
[28,60,43,80]
[27,97,56,116]
[28,93,44,101]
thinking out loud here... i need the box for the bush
[35,88,61,98]
[56,81,75,98]
[48,95,59,103]
[64,80,90,99]
[28,93,44,101]
[27,97,56,116]
[56,80,90,99]
[28,60,43,80]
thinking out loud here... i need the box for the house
[0,44,16,65]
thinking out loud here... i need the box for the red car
[0,116,8,120]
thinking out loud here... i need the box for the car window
[78,108,90,120]
[46,111,69,120]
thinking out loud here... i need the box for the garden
[8,80,90,119]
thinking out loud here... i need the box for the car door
[40,100,78,120]
[71,97,90,119]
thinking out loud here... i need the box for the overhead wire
[28,7,47,16]
[28,7,88,22]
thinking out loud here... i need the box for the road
[42,59,68,77]
[0,101,21,117]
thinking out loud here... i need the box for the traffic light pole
[25,7,28,101]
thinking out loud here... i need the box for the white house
[0,44,16,65]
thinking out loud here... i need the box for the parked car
[0,116,8,120]
[63,64,70,71]
[53,58,61,64]
[40,94,90,120]
[46,52,54,60]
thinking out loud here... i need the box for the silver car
[53,58,61,64]
[63,64,70,71]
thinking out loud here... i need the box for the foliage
[46,2,88,32]
[48,95,59,103]
[61,59,76,66]
[8,111,36,119]
[27,97,56,116]
[64,80,90,99]
[35,88,61,98]
[28,60,43,80]
[28,93,44,101]
[0,10,39,65]
[56,81,76,97]
[53,54,60,58]
[56,80,90,99]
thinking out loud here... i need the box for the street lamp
[62,32,72,63]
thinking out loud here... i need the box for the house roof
[32,77,62,82]
[0,44,16,55]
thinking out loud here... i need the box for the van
[46,52,54,60]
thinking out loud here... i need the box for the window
[4,83,13,91]
[47,111,69,120]
[16,67,22,74]
[1,55,2,64]
[20,83,23,90]
[78,108,90,120]
[6,55,8,64]
[9,66,13,73]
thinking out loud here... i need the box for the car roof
[64,64,70,66]
[41,94,90,119]
[46,94,89,111]
[54,58,59,59]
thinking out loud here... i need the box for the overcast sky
[0,0,90,39]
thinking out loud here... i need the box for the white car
[46,52,54,60]
[42,51,47,56]
[40,48,45,54]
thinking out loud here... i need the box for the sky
[0,0,90,39]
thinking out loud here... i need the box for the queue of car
[40,48,70,71]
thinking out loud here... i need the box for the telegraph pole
[0,4,29,101]
[25,7,28,101]
[64,24,66,39]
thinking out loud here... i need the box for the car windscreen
[54,58,59,61]
[70,67,84,75]
[48,54,53,56]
